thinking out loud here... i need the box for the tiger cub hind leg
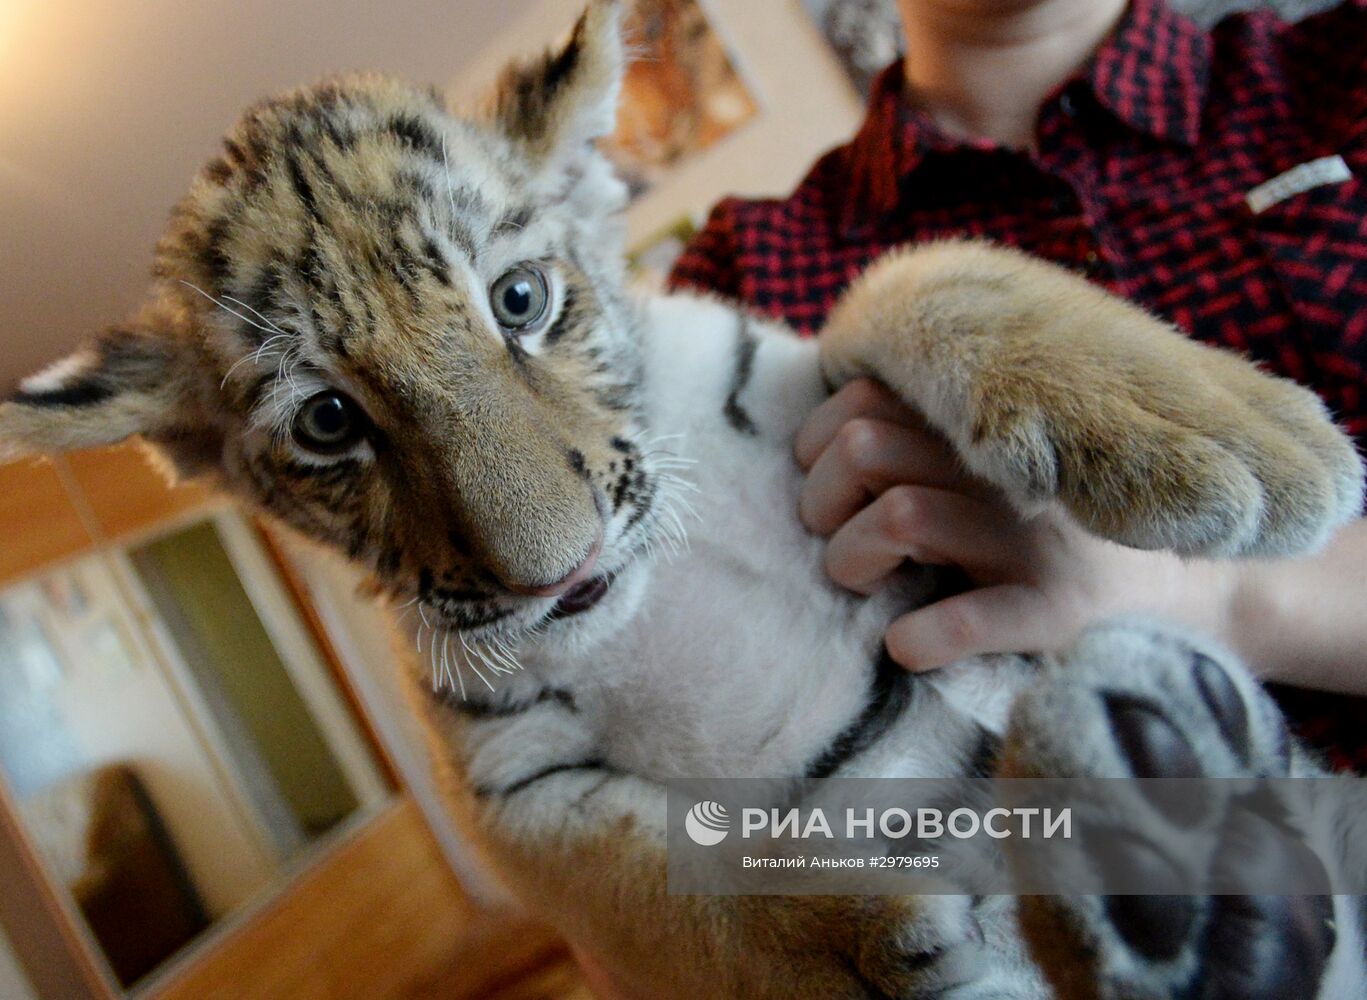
[419,667,1047,999]
[819,241,1365,559]
[999,617,1363,1000]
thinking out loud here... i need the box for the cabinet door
[0,449,486,1000]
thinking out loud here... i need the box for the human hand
[795,379,1240,671]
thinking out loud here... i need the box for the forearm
[1222,518,1367,694]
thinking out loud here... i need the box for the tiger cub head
[0,1,681,645]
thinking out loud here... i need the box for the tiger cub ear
[489,0,626,203]
[0,323,198,462]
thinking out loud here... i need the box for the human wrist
[1220,559,1288,681]
[1080,545,1238,651]
[1133,552,1245,659]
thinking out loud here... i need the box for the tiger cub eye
[490,264,550,331]
[293,391,366,454]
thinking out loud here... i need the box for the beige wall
[0,0,537,392]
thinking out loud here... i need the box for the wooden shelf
[0,458,94,589]
[62,443,211,545]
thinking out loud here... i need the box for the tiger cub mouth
[546,575,614,621]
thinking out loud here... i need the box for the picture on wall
[607,0,758,198]
[799,0,903,97]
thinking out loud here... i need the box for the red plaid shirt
[670,0,1367,769]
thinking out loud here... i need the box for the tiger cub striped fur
[3,2,1364,997]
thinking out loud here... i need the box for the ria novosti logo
[682,800,1073,848]
[685,801,731,846]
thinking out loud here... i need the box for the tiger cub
[3,3,1363,997]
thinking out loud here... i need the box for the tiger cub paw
[852,895,990,997]
[999,617,1355,1000]
[753,894,1019,998]
[950,340,1364,559]
[820,241,1364,558]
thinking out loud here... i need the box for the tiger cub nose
[503,535,602,597]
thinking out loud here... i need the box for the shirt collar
[842,0,1211,231]
[1089,0,1211,148]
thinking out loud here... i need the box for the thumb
[884,585,1062,672]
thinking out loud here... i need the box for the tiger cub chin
[4,2,1363,998]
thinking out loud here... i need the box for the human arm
[1230,517,1367,694]
[797,379,1367,694]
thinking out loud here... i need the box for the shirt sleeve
[667,199,744,301]
[1277,0,1367,149]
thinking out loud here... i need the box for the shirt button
[1059,91,1078,118]
[1084,250,1106,278]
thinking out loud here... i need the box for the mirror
[0,512,390,990]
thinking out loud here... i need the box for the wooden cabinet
[146,797,492,1000]
[63,444,211,544]
[0,442,211,588]
[0,459,93,588]
[0,445,560,1000]
[0,445,586,1000]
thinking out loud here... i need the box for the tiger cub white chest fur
[468,293,1026,784]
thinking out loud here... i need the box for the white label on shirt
[1245,154,1352,214]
